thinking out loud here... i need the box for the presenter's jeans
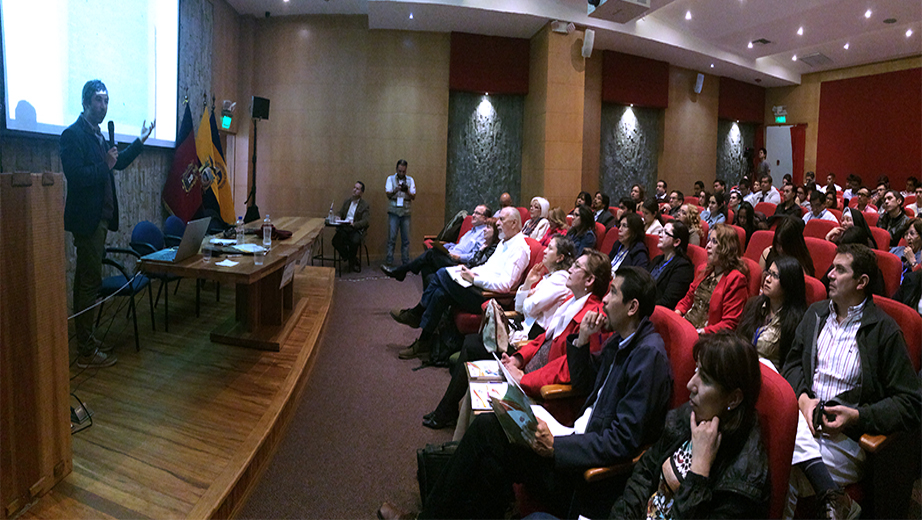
[73,220,108,354]
[386,212,411,265]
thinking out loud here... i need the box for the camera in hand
[812,399,840,431]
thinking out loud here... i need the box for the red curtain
[790,124,807,185]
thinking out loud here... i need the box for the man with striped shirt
[783,243,921,519]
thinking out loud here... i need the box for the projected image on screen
[2,0,178,147]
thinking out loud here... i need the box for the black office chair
[130,221,182,332]
[96,248,154,351]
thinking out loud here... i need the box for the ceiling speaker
[694,73,704,94]
[582,29,595,58]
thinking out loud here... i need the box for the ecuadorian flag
[196,107,235,226]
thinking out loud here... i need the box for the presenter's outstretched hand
[140,119,156,142]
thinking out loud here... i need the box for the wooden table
[141,217,324,351]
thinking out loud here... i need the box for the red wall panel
[449,32,529,95]
[601,50,669,108]
[718,76,765,123]
[816,68,922,189]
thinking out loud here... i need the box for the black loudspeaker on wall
[252,96,270,120]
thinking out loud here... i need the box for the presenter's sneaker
[390,307,421,328]
[819,489,861,520]
[84,335,113,353]
[377,501,415,520]
[77,349,117,369]
[398,337,432,359]
[380,264,406,282]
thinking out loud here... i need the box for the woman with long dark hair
[569,191,592,216]
[733,201,757,249]
[608,211,649,272]
[647,220,694,309]
[676,224,749,334]
[612,332,768,519]
[759,216,815,277]
[736,255,807,370]
[565,204,596,256]
[641,198,664,236]
[701,192,727,227]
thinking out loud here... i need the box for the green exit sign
[775,115,787,123]
[221,115,232,129]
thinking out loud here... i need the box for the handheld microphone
[108,121,115,148]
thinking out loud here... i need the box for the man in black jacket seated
[378,267,673,520]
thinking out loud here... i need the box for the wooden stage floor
[21,267,335,519]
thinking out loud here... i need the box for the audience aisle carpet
[239,264,454,519]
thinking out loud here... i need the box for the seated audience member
[654,179,669,203]
[700,192,727,227]
[693,180,705,197]
[733,201,757,248]
[782,173,794,186]
[592,192,616,230]
[795,185,809,209]
[906,185,922,217]
[842,174,861,203]
[648,221,695,308]
[420,239,582,431]
[515,236,576,340]
[616,196,638,224]
[727,189,742,216]
[878,189,912,248]
[804,170,822,192]
[894,269,922,312]
[390,207,529,360]
[662,190,685,218]
[782,244,922,519]
[824,172,842,194]
[608,212,650,273]
[465,220,500,269]
[760,216,816,277]
[851,187,872,213]
[570,191,592,217]
[331,181,371,272]
[523,196,551,240]
[741,178,761,207]
[903,176,919,199]
[677,203,704,247]
[641,198,664,236]
[737,256,807,370]
[540,207,568,247]
[825,189,838,210]
[566,205,597,256]
[612,332,769,520]
[380,267,672,520]
[676,224,749,334]
[754,174,781,205]
[891,217,922,276]
[631,183,646,204]
[826,207,876,248]
[802,190,838,224]
[713,178,727,195]
[870,181,888,208]
[492,192,514,218]
[381,204,491,284]
[820,226,885,296]
[772,183,803,221]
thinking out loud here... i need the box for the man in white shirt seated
[381,204,491,286]
[824,172,842,194]
[390,207,531,360]
[331,181,371,272]
[906,186,922,217]
[803,190,840,224]
[754,173,782,205]
[804,171,823,193]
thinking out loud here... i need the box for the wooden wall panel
[660,66,719,194]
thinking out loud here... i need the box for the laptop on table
[141,217,211,263]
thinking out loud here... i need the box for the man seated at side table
[378,267,673,520]
[381,204,491,287]
[331,181,370,272]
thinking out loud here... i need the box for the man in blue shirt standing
[381,204,491,287]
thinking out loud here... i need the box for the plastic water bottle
[236,216,245,245]
[263,214,272,249]
[327,201,335,223]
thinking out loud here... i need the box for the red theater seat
[744,230,774,263]
[803,219,838,240]
[804,276,827,305]
[804,237,836,279]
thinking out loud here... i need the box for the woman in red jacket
[675,224,749,334]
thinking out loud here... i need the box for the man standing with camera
[385,159,415,266]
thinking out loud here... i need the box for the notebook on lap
[142,217,211,263]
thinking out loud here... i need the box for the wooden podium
[0,173,72,518]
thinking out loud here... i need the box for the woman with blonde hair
[678,203,704,246]
[540,207,568,247]
[522,196,550,240]
[675,224,749,334]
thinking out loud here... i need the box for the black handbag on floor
[416,441,459,508]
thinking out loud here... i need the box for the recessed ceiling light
[844,42,850,49]
[685,11,692,20]
[748,41,753,49]
[797,26,804,36]
[908,29,915,38]
[865,9,872,18]
[710,64,714,68]
[792,54,798,61]
[409,12,413,19]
